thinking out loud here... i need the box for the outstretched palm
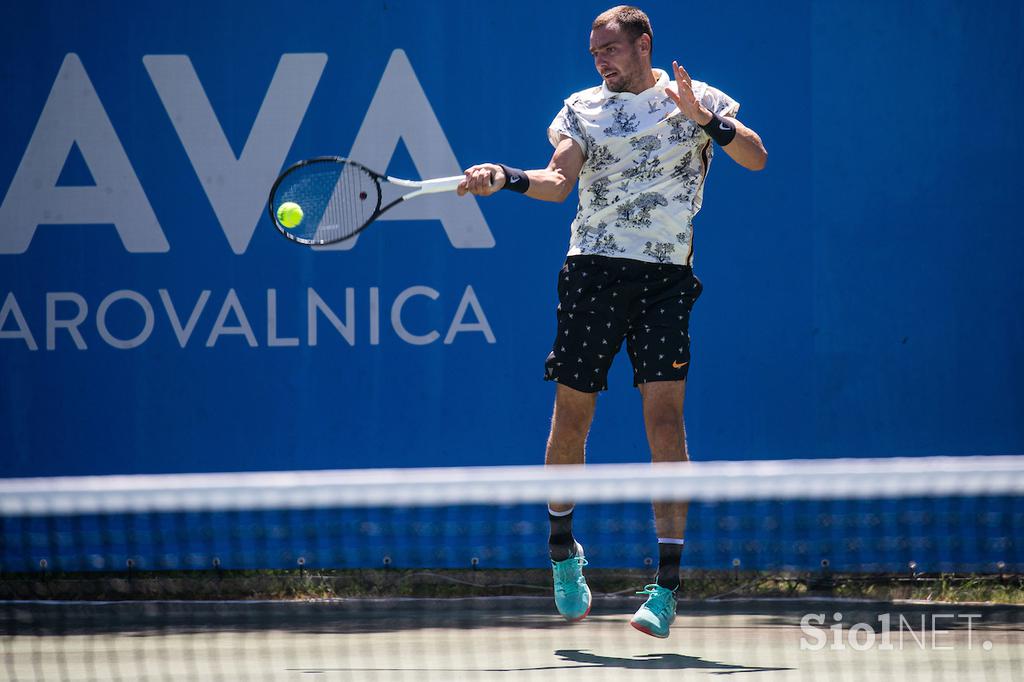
[664,60,710,125]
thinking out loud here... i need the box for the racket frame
[268,156,464,246]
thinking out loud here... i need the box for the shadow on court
[284,651,789,675]
[549,649,791,673]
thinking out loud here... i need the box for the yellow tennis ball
[276,202,304,228]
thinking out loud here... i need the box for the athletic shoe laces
[553,556,588,596]
[636,584,674,618]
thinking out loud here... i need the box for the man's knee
[640,383,687,448]
[550,384,597,443]
[646,406,683,434]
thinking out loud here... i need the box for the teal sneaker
[551,541,591,621]
[630,584,677,638]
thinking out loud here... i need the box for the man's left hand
[665,60,713,126]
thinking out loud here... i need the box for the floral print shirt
[548,69,739,266]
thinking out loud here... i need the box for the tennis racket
[267,157,482,245]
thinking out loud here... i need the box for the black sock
[656,541,683,591]
[548,507,576,561]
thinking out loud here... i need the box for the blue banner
[2,0,1022,478]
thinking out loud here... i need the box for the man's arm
[456,136,586,201]
[697,114,766,171]
[666,60,767,172]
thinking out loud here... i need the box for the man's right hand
[457,163,505,196]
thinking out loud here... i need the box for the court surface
[4,598,1021,681]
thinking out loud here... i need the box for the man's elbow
[550,172,576,202]
[747,150,767,172]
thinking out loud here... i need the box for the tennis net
[2,456,1023,681]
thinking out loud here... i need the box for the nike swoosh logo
[509,175,520,184]
[719,122,731,131]
[672,361,688,369]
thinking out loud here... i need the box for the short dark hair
[592,6,653,54]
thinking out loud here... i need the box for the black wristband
[700,111,737,146]
[497,164,530,194]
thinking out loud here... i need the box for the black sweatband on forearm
[700,111,737,147]
[497,164,530,194]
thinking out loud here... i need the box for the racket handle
[387,175,465,196]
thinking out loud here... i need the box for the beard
[603,72,628,92]
[601,58,644,93]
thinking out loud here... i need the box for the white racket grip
[387,175,465,198]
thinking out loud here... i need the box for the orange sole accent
[565,602,592,623]
[630,620,669,638]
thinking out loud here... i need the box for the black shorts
[544,255,703,393]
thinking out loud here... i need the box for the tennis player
[458,5,767,638]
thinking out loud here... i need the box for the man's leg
[545,383,598,559]
[630,379,688,638]
[639,379,689,588]
[545,383,598,622]
[542,255,626,621]
[545,382,598,472]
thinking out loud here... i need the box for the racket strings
[319,164,377,243]
[272,161,379,244]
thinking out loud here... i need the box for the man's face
[589,23,647,93]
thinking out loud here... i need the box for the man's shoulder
[562,83,606,110]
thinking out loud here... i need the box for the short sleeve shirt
[548,69,739,266]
